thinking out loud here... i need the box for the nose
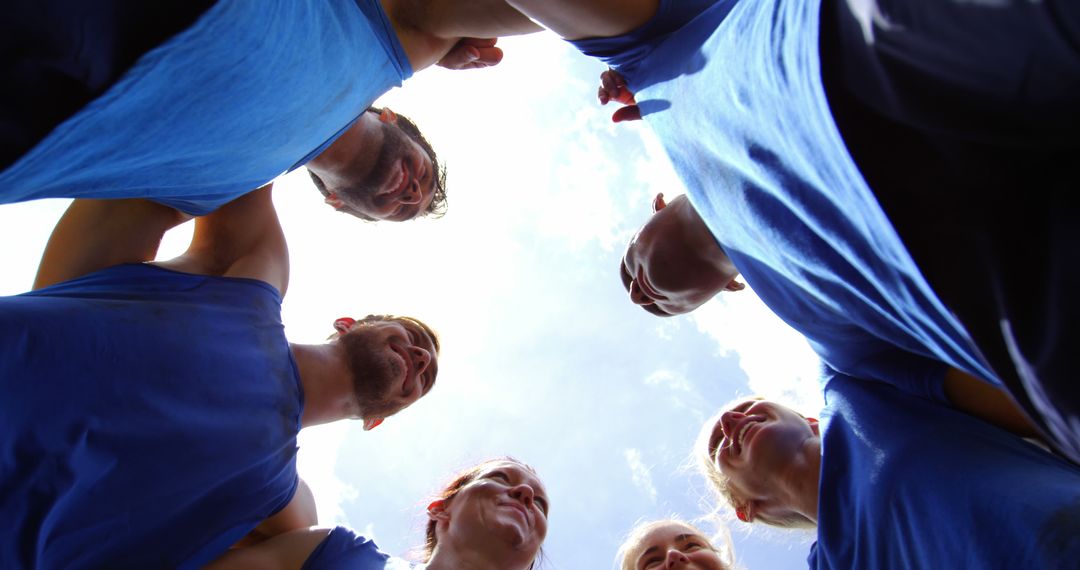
[628,280,655,306]
[720,410,745,440]
[509,483,535,507]
[398,180,422,205]
[665,548,690,567]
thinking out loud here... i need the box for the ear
[806,417,820,436]
[378,108,398,124]
[725,279,746,292]
[651,192,667,213]
[735,504,752,523]
[362,418,384,431]
[333,317,356,335]
[427,499,449,522]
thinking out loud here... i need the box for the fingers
[437,38,505,70]
[611,104,642,123]
[598,68,638,113]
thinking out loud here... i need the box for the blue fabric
[0,0,216,170]
[818,0,1080,464]
[0,0,412,216]
[301,527,392,570]
[812,373,1080,569]
[569,0,997,400]
[0,263,303,569]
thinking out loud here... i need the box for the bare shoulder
[154,185,290,296]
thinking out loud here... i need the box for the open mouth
[379,159,410,198]
[733,417,764,455]
[635,267,668,301]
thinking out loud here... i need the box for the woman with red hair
[205,457,548,570]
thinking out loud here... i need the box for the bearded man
[0,186,439,568]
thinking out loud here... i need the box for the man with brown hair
[0,0,541,220]
[0,186,440,568]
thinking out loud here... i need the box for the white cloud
[644,369,691,392]
[297,423,357,526]
[692,288,825,415]
[624,448,659,504]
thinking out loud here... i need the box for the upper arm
[203,528,332,570]
[418,0,542,38]
[33,199,191,290]
[943,367,1042,439]
[505,0,659,40]
[247,479,318,543]
[156,184,289,295]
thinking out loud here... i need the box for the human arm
[598,68,642,122]
[505,0,659,41]
[387,0,541,71]
[845,344,1041,438]
[204,528,331,570]
[33,199,192,290]
[155,184,289,296]
[943,367,1042,439]
[232,479,318,548]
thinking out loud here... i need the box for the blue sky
[0,32,825,569]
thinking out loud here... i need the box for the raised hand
[437,37,505,70]
[598,68,642,122]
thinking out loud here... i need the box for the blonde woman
[206,457,547,570]
[697,366,1080,568]
[617,519,733,570]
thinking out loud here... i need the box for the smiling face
[703,399,819,525]
[427,460,549,567]
[307,109,441,222]
[622,521,730,570]
[335,316,439,428]
[621,194,743,316]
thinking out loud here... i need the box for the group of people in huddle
[2,0,1078,568]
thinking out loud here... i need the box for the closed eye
[535,495,549,516]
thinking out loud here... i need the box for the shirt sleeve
[840,345,950,403]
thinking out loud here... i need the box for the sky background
[0,33,825,569]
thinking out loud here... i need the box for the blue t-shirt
[0,0,412,215]
[571,0,997,396]
[301,527,394,570]
[813,372,1080,568]
[0,264,303,569]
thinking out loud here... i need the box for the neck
[778,437,822,524]
[426,543,533,570]
[675,196,739,278]
[291,343,358,428]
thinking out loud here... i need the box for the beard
[345,120,410,210]
[342,328,404,420]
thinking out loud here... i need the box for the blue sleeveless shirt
[0,0,412,215]
[0,264,303,569]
